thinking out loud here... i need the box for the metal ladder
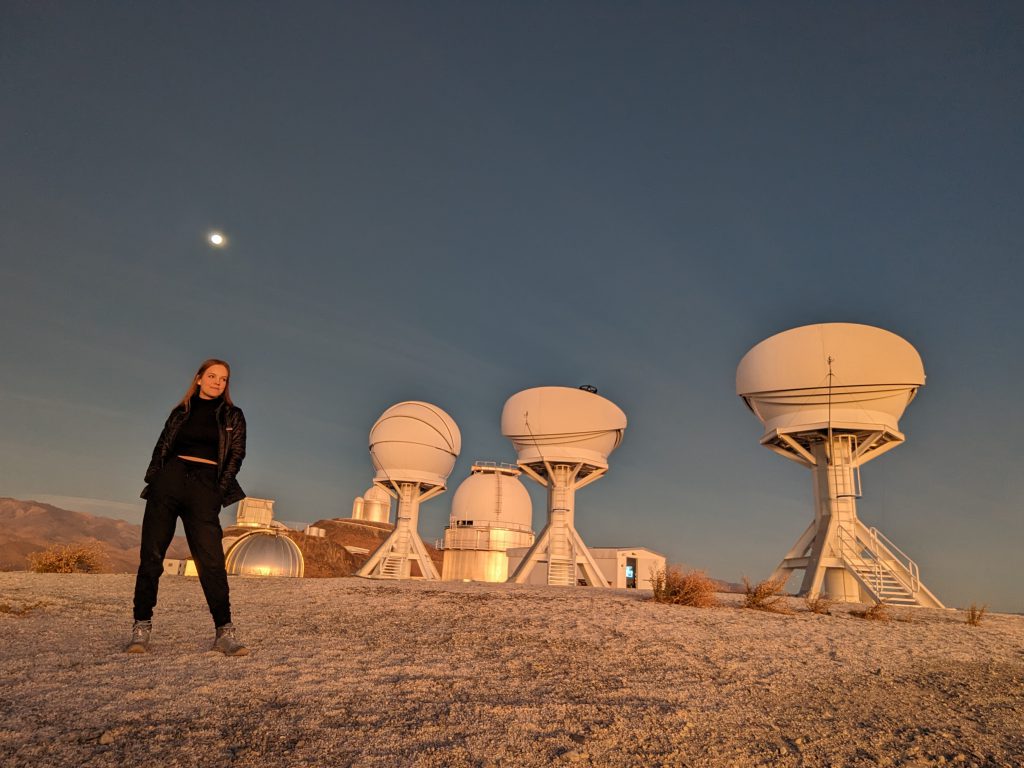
[547,519,577,586]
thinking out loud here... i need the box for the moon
[208,231,226,247]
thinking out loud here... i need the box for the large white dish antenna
[736,322,924,438]
[369,401,461,487]
[737,322,942,608]
[501,386,626,469]
[502,386,627,587]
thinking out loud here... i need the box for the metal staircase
[547,558,576,586]
[836,522,941,607]
[377,527,411,579]
[379,556,405,579]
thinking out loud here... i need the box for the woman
[128,359,249,656]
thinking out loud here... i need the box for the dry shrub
[650,565,717,607]
[27,542,109,574]
[742,576,790,613]
[803,593,835,615]
[851,602,891,622]
[965,603,987,626]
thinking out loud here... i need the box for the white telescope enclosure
[351,485,392,524]
[357,401,460,580]
[501,386,626,587]
[737,322,942,607]
[441,462,535,583]
[236,497,275,528]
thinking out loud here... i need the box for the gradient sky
[2,3,1022,611]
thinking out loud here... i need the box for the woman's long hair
[178,358,233,408]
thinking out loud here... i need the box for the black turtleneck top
[172,394,221,462]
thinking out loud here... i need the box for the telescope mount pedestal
[357,481,441,580]
[509,461,609,587]
[769,434,943,608]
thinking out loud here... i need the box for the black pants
[133,458,232,627]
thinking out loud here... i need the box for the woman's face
[197,364,229,399]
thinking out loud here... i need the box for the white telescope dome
[501,386,627,468]
[363,485,391,504]
[736,323,925,435]
[451,465,532,529]
[356,484,392,523]
[225,531,304,578]
[369,401,461,487]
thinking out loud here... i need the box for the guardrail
[868,526,920,594]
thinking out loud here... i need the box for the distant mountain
[0,497,444,578]
[0,497,189,573]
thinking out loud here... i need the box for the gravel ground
[1,573,1022,768]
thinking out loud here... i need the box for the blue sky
[2,2,1021,611]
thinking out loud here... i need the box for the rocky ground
[1,573,1021,768]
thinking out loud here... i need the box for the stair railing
[867,526,920,594]
[836,522,883,597]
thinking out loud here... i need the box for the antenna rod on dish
[827,355,834,466]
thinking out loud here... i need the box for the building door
[625,557,638,589]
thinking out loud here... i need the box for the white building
[162,558,198,577]
[441,462,534,583]
[589,547,665,590]
[506,546,665,589]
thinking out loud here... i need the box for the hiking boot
[212,623,249,656]
[126,620,152,653]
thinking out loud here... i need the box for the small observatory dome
[736,323,925,437]
[442,462,535,583]
[501,386,627,468]
[357,485,392,523]
[225,531,304,578]
[451,463,532,528]
[364,485,391,505]
[369,401,461,487]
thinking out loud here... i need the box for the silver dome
[225,531,304,578]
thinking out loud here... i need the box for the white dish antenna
[502,385,626,469]
[357,401,460,580]
[501,386,627,587]
[737,323,942,607]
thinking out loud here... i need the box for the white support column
[805,438,863,600]
[357,482,441,580]
[509,462,609,587]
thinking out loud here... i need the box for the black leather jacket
[140,399,247,508]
